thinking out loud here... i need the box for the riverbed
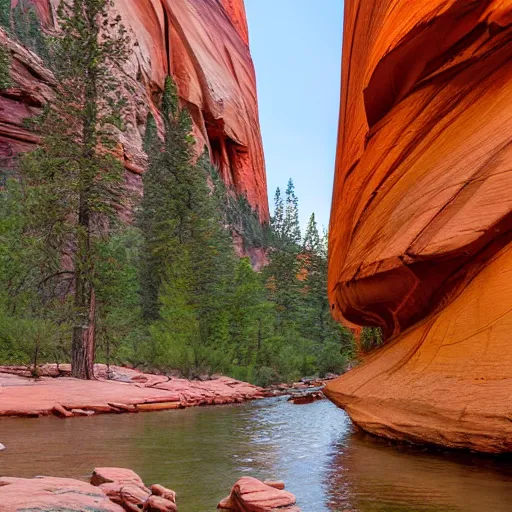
[1,397,512,511]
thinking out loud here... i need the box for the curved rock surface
[326,0,512,452]
[2,0,268,221]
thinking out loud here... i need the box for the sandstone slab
[0,475,124,511]
[0,365,264,419]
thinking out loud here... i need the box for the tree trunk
[71,285,96,379]
[71,191,95,380]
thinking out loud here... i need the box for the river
[1,397,512,511]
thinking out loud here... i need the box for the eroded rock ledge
[0,364,265,418]
[326,0,512,453]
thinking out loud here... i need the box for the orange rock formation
[2,0,268,221]
[326,0,512,453]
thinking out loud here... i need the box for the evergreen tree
[139,76,237,375]
[0,0,10,31]
[143,112,158,153]
[138,75,197,321]
[303,212,321,252]
[19,0,130,379]
[283,178,301,247]
[0,44,10,90]
[271,187,284,243]
[95,227,144,369]
[12,1,49,61]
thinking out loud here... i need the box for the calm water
[1,398,512,511]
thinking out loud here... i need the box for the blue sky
[245,0,343,232]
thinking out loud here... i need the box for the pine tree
[19,0,130,379]
[0,0,10,31]
[283,178,301,248]
[143,112,158,153]
[303,213,321,252]
[139,76,237,375]
[271,187,284,243]
[138,75,197,321]
[0,44,10,90]
[229,258,275,373]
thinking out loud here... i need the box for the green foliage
[271,187,284,240]
[139,76,237,375]
[138,75,199,320]
[14,0,131,378]
[0,20,358,384]
[210,166,272,249]
[361,327,384,353]
[284,178,301,246]
[94,227,146,366]
[0,179,73,368]
[0,0,9,31]
[0,43,10,90]
[12,0,50,62]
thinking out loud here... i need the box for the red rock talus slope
[3,0,268,221]
[326,0,512,452]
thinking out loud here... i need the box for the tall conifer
[19,0,130,379]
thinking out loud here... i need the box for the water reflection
[327,432,512,512]
[1,398,512,511]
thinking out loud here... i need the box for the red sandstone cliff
[1,0,268,222]
[326,0,512,453]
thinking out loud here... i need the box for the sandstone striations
[326,0,512,452]
[1,0,268,221]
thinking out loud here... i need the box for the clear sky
[245,0,343,232]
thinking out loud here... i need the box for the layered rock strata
[2,0,268,221]
[326,0,512,452]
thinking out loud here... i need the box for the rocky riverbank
[0,364,339,419]
[0,467,300,512]
[0,364,265,419]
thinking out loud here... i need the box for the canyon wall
[1,0,269,222]
[325,0,512,453]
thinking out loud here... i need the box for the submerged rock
[218,476,300,511]
[288,391,324,405]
